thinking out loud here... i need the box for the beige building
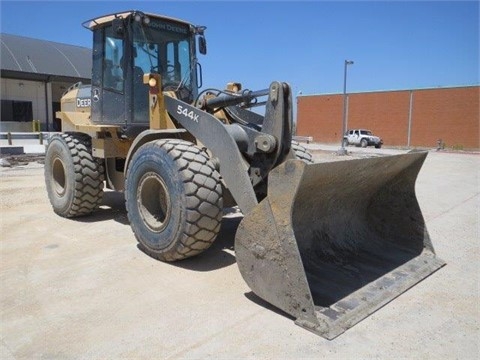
[0,33,91,132]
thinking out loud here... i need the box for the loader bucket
[235,151,445,339]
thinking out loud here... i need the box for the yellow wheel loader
[45,10,445,339]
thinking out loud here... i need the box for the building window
[1,100,33,122]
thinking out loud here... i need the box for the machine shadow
[78,190,241,271]
[244,291,295,321]
[74,190,129,225]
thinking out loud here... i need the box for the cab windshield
[132,16,195,102]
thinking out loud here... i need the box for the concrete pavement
[0,145,478,359]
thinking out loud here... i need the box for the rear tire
[125,139,223,261]
[44,133,104,217]
[292,140,314,163]
[360,138,368,148]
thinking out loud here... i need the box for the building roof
[0,33,91,82]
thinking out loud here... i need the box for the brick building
[296,85,479,150]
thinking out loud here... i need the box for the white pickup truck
[343,129,383,148]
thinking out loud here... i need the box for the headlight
[148,77,157,87]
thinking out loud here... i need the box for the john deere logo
[92,88,100,102]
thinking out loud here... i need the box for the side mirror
[112,18,125,35]
[198,36,207,55]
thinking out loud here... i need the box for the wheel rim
[52,157,67,196]
[137,172,171,233]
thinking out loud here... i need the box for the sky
[0,1,479,96]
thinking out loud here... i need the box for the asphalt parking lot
[1,144,478,359]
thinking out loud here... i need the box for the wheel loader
[44,10,445,339]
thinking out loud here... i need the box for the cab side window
[103,27,124,92]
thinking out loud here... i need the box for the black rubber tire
[125,139,223,262]
[292,140,314,163]
[44,133,104,217]
[360,138,368,148]
[375,144,382,149]
[343,139,349,148]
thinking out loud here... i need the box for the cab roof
[82,10,194,31]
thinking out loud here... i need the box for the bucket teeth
[235,152,445,339]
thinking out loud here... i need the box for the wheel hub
[52,157,66,196]
[137,172,171,233]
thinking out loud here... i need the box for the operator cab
[82,10,206,133]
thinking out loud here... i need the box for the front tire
[44,133,104,217]
[125,139,223,262]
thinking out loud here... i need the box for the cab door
[91,25,126,125]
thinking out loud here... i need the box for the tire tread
[45,133,104,217]
[126,139,222,262]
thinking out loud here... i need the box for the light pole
[338,59,354,155]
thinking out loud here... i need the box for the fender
[123,128,189,177]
